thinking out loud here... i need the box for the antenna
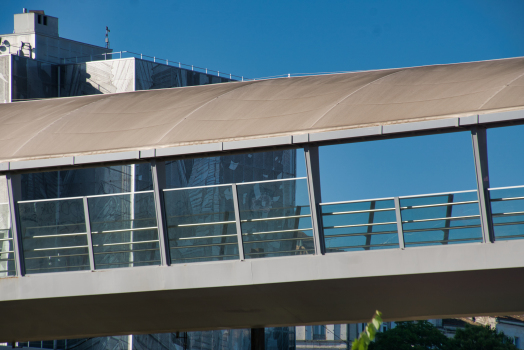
[105,26,110,49]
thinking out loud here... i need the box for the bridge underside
[1,240,524,342]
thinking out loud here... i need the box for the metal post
[251,328,265,350]
[394,197,405,249]
[151,160,171,265]
[304,145,325,255]
[442,194,454,244]
[120,52,122,59]
[154,57,156,63]
[6,173,24,276]
[231,184,245,260]
[471,126,495,243]
[364,201,376,250]
[82,197,95,270]
[104,53,106,60]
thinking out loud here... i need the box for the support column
[83,197,95,270]
[394,197,405,249]
[471,127,494,243]
[251,328,265,350]
[6,173,24,276]
[231,184,245,260]
[304,145,325,255]
[151,160,171,265]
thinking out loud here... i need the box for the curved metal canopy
[1,57,523,162]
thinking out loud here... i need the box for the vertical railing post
[394,197,405,249]
[6,173,24,276]
[471,126,495,243]
[151,160,171,265]
[82,197,95,271]
[231,184,245,260]
[304,145,325,255]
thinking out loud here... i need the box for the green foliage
[368,321,449,350]
[449,323,518,350]
[351,311,383,350]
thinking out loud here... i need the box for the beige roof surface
[1,57,524,162]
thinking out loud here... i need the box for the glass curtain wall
[18,163,160,273]
[164,149,310,263]
[318,131,481,252]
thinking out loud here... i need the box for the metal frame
[6,173,24,276]
[82,197,96,270]
[304,145,325,255]
[151,160,171,266]
[231,184,245,260]
[394,197,405,249]
[471,127,495,243]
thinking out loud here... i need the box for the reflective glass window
[319,132,481,251]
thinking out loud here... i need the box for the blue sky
[1,0,523,79]
[1,1,523,202]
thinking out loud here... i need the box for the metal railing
[60,50,246,81]
[489,185,524,240]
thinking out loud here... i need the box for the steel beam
[151,160,171,265]
[6,173,24,276]
[471,127,494,243]
[304,145,325,255]
[231,184,245,260]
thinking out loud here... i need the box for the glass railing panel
[165,185,239,264]
[400,190,482,246]
[18,198,90,274]
[321,198,398,252]
[489,186,524,241]
[0,202,15,276]
[236,178,314,259]
[88,191,160,269]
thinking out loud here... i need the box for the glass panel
[400,191,482,246]
[165,185,239,263]
[237,179,314,259]
[486,125,524,188]
[321,199,398,252]
[88,192,160,269]
[165,149,304,189]
[489,186,524,241]
[19,198,89,274]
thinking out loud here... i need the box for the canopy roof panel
[1,57,524,162]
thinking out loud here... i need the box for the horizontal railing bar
[172,253,239,261]
[0,258,15,262]
[0,271,16,274]
[243,236,315,244]
[402,215,480,224]
[93,239,159,247]
[170,242,238,249]
[492,211,524,217]
[25,264,90,272]
[164,183,233,192]
[0,250,14,254]
[323,221,397,229]
[240,214,310,223]
[86,191,154,199]
[0,202,9,205]
[320,197,395,206]
[18,196,85,204]
[30,232,87,239]
[494,233,524,240]
[178,234,237,240]
[33,245,89,251]
[24,222,86,230]
[491,196,524,202]
[245,248,315,256]
[92,226,158,234]
[236,177,307,186]
[401,200,478,209]
[399,189,477,199]
[94,259,161,267]
[489,185,524,191]
[167,211,234,219]
[0,237,13,242]
[405,237,482,245]
[89,217,155,226]
[170,221,235,228]
[24,253,89,260]
[324,231,398,238]
[493,220,524,227]
[322,208,395,216]
[93,247,159,255]
[327,242,399,250]
[242,228,313,236]
[403,224,481,233]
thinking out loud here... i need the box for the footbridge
[1,57,524,342]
